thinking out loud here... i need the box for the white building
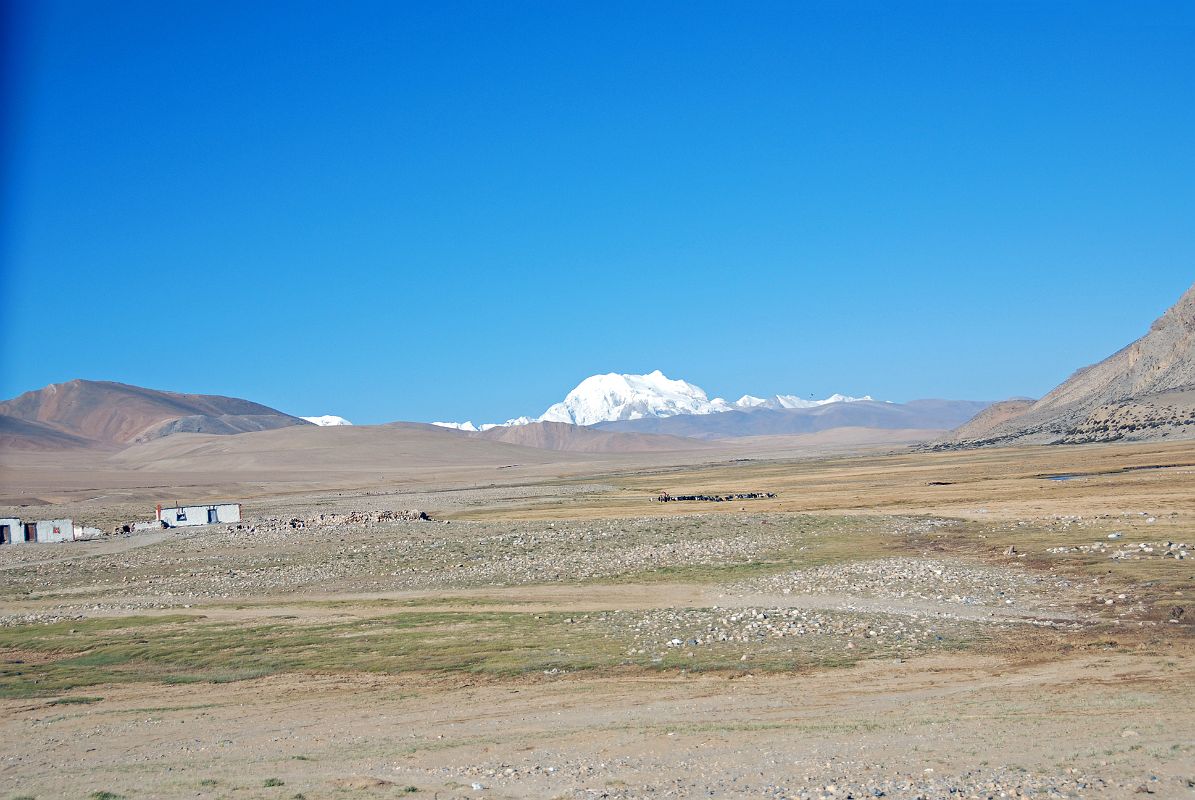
[0,518,74,544]
[0,518,27,545]
[157,503,241,528]
[36,519,74,543]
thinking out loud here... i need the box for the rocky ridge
[943,283,1195,447]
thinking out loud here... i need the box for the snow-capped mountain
[481,417,533,431]
[540,370,733,426]
[432,418,534,432]
[302,415,352,426]
[434,371,879,430]
[733,393,873,410]
[431,420,479,432]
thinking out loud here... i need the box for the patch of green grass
[90,792,125,800]
[162,667,275,685]
[601,515,909,587]
[0,582,991,698]
[199,778,218,786]
[0,610,637,697]
[263,777,285,787]
[47,695,103,705]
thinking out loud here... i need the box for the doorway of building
[0,525,9,544]
[24,523,37,542]
[207,508,219,524]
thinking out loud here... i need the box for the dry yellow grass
[451,439,1195,524]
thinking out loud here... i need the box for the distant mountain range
[942,281,1195,447]
[0,373,986,455]
[433,370,876,431]
[18,280,1193,461]
[428,369,983,439]
[595,398,991,439]
[0,378,726,456]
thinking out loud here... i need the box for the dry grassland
[0,440,1192,798]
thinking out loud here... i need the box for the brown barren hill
[105,421,581,477]
[473,420,715,453]
[946,398,1036,441]
[945,282,1195,446]
[0,414,107,452]
[0,379,310,448]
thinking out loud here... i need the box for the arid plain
[2,437,1193,799]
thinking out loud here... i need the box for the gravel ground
[0,508,1189,798]
[734,557,1082,610]
[0,515,1126,627]
[0,515,801,620]
[600,604,989,664]
[420,758,1155,799]
[1047,538,1191,561]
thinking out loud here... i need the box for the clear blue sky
[2,1,1192,424]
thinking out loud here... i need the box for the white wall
[36,519,73,543]
[213,504,241,524]
[160,504,241,527]
[0,518,22,545]
[74,525,104,540]
[159,506,207,527]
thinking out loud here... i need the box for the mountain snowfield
[432,420,481,432]
[433,371,874,430]
[301,415,353,426]
[734,392,875,410]
[540,370,733,425]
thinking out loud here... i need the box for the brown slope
[105,421,583,475]
[471,421,714,453]
[947,398,1036,441]
[1034,282,1195,411]
[0,414,110,452]
[947,282,1195,446]
[729,427,948,450]
[0,379,310,446]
